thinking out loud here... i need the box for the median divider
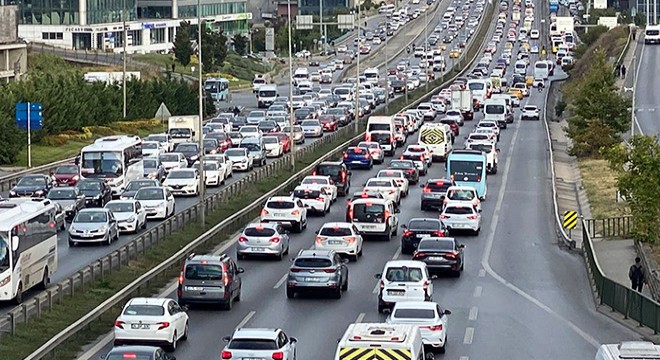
[21,3,497,357]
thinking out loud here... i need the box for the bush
[567,119,620,158]
[43,135,69,146]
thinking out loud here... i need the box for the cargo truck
[451,90,474,120]
[168,115,201,144]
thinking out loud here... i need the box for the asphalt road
[80,0,641,359]
[632,39,659,135]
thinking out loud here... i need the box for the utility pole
[354,6,361,134]
[197,0,206,226]
[122,0,127,119]
[424,8,429,92]
[631,55,637,136]
[288,0,296,171]
[320,0,324,52]
[384,27,389,114]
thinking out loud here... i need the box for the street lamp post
[384,28,389,114]
[197,0,206,226]
[354,6,361,134]
[424,8,429,92]
[288,0,296,171]
[122,0,127,119]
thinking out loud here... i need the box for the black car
[174,142,201,166]
[9,174,54,198]
[308,60,320,66]
[392,80,406,93]
[203,138,221,154]
[76,178,112,207]
[412,237,465,277]
[345,190,383,222]
[258,120,279,133]
[121,179,161,199]
[313,161,351,196]
[102,345,176,360]
[388,159,419,184]
[400,218,448,254]
[420,179,455,210]
[46,186,86,221]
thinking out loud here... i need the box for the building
[0,5,28,83]
[276,1,298,17]
[11,0,250,53]
[298,0,351,15]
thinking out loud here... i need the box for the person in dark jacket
[629,257,646,292]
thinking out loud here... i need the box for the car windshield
[315,165,341,176]
[301,120,319,127]
[353,203,385,222]
[75,211,107,223]
[263,137,278,144]
[47,189,76,200]
[393,308,436,319]
[55,165,78,174]
[225,149,247,157]
[378,171,402,178]
[444,206,475,215]
[228,339,278,350]
[447,188,476,201]
[204,163,218,171]
[244,227,276,237]
[418,238,455,251]
[135,189,164,200]
[204,140,217,148]
[449,160,483,182]
[241,127,258,133]
[266,200,295,209]
[77,181,101,191]
[145,135,167,142]
[185,264,223,280]
[385,266,424,282]
[168,171,195,179]
[389,161,413,169]
[143,159,159,168]
[106,202,134,213]
[240,143,261,151]
[143,142,158,149]
[409,220,441,230]
[319,226,352,236]
[105,354,152,360]
[123,304,165,316]
[160,154,179,162]
[294,257,333,267]
[176,144,197,152]
[402,154,423,161]
[302,178,328,185]
[17,176,45,186]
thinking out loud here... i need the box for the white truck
[84,71,140,85]
[451,90,474,120]
[168,115,201,144]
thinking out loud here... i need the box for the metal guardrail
[582,217,660,334]
[584,215,634,239]
[0,158,76,193]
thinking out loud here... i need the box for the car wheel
[223,295,233,310]
[351,254,359,262]
[181,322,189,341]
[439,336,447,353]
[68,240,76,247]
[167,332,178,351]
[342,276,349,291]
[295,221,303,233]
[106,233,113,246]
[286,288,295,299]
[378,302,386,313]
[141,219,147,230]
[235,285,242,301]
[474,228,481,236]
[275,251,283,261]
[39,267,49,290]
[333,287,342,299]
[237,252,245,260]
[284,244,290,255]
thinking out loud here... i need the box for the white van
[375,260,434,313]
[335,323,432,360]
[366,116,396,136]
[466,79,492,109]
[483,98,507,126]
[533,60,549,79]
[646,25,660,44]
[364,68,380,84]
[596,341,660,360]
[418,123,453,161]
[514,60,528,75]
[256,84,278,108]
[292,68,309,85]
[349,198,399,240]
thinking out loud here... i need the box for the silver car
[236,223,290,260]
[300,120,323,138]
[222,328,297,360]
[286,249,349,299]
[439,202,482,235]
[282,125,305,144]
[68,208,119,246]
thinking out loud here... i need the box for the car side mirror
[395,208,401,213]
[342,258,350,264]
[444,309,452,315]
[400,224,407,229]
[459,244,466,248]
[290,337,298,343]
[425,352,435,360]
[180,305,189,312]
[430,274,438,279]
[374,273,382,279]
[419,184,425,188]
[237,267,245,273]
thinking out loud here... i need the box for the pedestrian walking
[632,27,637,41]
[621,65,627,78]
[629,257,646,292]
[615,64,621,77]
[171,62,176,72]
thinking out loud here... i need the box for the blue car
[342,146,373,169]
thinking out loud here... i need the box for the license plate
[131,324,150,330]
[362,225,376,229]
[328,240,344,245]
[428,256,446,261]
[416,234,431,238]
[352,161,362,164]
[82,233,94,237]
[304,277,320,282]
[251,247,262,252]
[454,223,466,228]
[186,286,203,291]
[242,358,262,360]
[388,290,405,296]
[273,213,286,217]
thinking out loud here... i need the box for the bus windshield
[0,232,9,272]
[81,151,123,177]
[449,160,484,182]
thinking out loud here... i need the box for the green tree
[234,34,248,55]
[197,23,228,72]
[604,136,660,242]
[173,21,193,66]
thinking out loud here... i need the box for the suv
[375,260,435,313]
[260,196,308,232]
[420,179,455,211]
[286,249,349,299]
[222,328,298,360]
[312,161,351,196]
[521,105,540,120]
[177,253,245,310]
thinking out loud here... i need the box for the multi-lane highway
[77,0,642,359]
[632,36,659,135]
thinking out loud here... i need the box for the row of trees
[0,55,213,164]
[173,21,228,72]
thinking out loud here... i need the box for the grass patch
[0,128,360,360]
[577,158,630,219]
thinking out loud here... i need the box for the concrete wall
[0,5,19,44]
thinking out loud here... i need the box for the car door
[169,300,187,337]
[436,303,448,328]
[229,259,241,294]
[165,189,175,210]
[277,331,295,359]
[425,266,434,296]
[135,201,145,224]
[103,183,111,204]
[296,199,307,222]
[108,212,118,236]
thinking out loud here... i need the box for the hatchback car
[400,218,448,255]
[114,297,189,351]
[225,148,254,171]
[134,186,176,219]
[301,119,323,137]
[440,203,482,235]
[68,208,119,246]
[282,125,305,144]
[159,153,188,173]
[286,249,349,299]
[312,161,351,196]
[177,253,244,310]
[239,138,267,167]
[47,186,85,221]
[521,104,540,120]
[105,200,147,233]
[260,196,308,232]
[237,223,290,260]
[376,169,410,198]
[413,237,465,276]
[386,301,452,353]
[314,222,364,261]
[53,164,80,187]
[221,328,297,360]
[388,159,420,184]
[420,179,455,210]
[357,141,385,164]
[121,179,161,200]
[342,146,373,169]
[76,178,112,207]
[292,186,332,214]
[300,175,338,202]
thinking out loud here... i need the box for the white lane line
[478,269,486,277]
[355,312,366,323]
[481,113,601,349]
[273,273,288,289]
[392,246,402,260]
[459,357,470,360]
[77,333,114,360]
[634,41,645,135]
[236,310,257,329]
[463,327,474,345]
[473,286,482,298]
[373,281,381,294]
[469,306,479,321]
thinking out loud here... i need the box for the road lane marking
[634,40,645,135]
[355,312,366,323]
[273,273,288,289]
[473,286,482,298]
[236,310,256,329]
[469,306,479,321]
[478,269,486,277]
[481,113,601,349]
[77,333,114,360]
[373,281,381,294]
[392,246,402,260]
[463,327,474,344]
[459,357,469,360]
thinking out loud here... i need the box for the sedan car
[105,199,147,233]
[521,104,540,120]
[174,142,201,166]
[413,237,465,276]
[286,249,349,299]
[262,135,284,157]
[163,168,200,197]
[101,346,175,360]
[120,179,161,200]
[68,208,119,246]
[400,218,448,255]
[159,153,188,173]
[47,186,85,221]
[76,178,112,208]
[386,301,452,353]
[114,297,189,351]
[221,328,297,360]
[300,119,323,138]
[314,222,363,261]
[10,174,53,198]
[440,203,482,235]
[142,157,166,182]
[282,125,305,144]
[237,222,290,260]
[134,186,175,219]
[52,164,80,187]
[292,186,332,214]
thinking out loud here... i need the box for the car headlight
[127,216,136,222]
[35,190,44,195]
[148,172,158,179]
[66,205,75,211]
[72,175,79,181]
[241,159,248,163]
[9,191,15,196]
[98,225,107,233]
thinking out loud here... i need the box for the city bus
[79,135,144,196]
[204,77,230,101]
[0,198,58,304]
[446,149,488,199]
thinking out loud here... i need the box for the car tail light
[324,268,337,273]
[439,214,449,219]
[422,324,443,331]
[343,153,348,158]
[312,170,317,175]
[221,351,232,359]
[403,230,413,237]
[290,268,302,272]
[476,176,481,182]
[222,262,229,286]
[270,237,281,243]
[445,252,458,259]
[316,236,324,244]
[388,189,396,194]
[423,280,430,292]
[114,320,125,329]
[365,152,371,158]
[467,215,478,220]
[379,280,385,289]
[316,197,325,202]
[346,236,356,244]
[122,354,137,359]
[261,209,269,216]
[272,352,285,360]
[423,187,431,193]
[348,208,353,220]
[178,273,184,284]
[433,231,445,237]
[384,209,391,220]
[238,236,248,243]
[341,171,347,182]
[292,210,301,216]
[413,251,426,259]
[157,322,170,330]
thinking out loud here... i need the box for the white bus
[79,135,144,196]
[0,198,58,304]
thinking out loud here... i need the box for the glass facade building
[178,1,246,17]
[86,0,137,25]
[17,0,80,25]
[298,0,350,15]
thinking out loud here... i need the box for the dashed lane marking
[473,286,482,298]
[236,310,256,329]
[355,312,366,323]
[273,273,288,289]
[463,327,474,345]
[469,306,479,321]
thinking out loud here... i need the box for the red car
[440,118,460,136]
[271,132,292,153]
[388,68,398,75]
[53,164,80,186]
[319,115,338,131]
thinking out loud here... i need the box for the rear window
[244,227,276,236]
[316,165,342,177]
[347,147,366,155]
[367,180,393,187]
[294,258,333,267]
[535,62,548,69]
[445,206,475,215]
[293,189,322,199]
[185,264,223,280]
[385,266,424,282]
[106,354,152,360]
[408,220,442,230]
[228,339,278,350]
[647,29,660,36]
[353,203,385,222]
[123,305,165,316]
[378,171,402,178]
[266,200,295,209]
[418,239,454,251]
[320,226,352,236]
[402,154,423,161]
[393,308,436,319]
[371,132,392,142]
[426,181,452,192]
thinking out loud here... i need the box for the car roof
[126,297,169,306]
[297,249,334,258]
[246,222,280,230]
[267,196,295,202]
[186,254,230,264]
[321,222,353,228]
[79,208,111,213]
[233,328,280,339]
[107,345,160,355]
[317,161,344,166]
[384,260,427,268]
[393,301,439,310]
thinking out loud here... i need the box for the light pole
[122,0,127,119]
[197,0,206,226]
[354,5,361,134]
[287,0,296,171]
[424,8,429,92]
[384,27,389,114]
[320,0,324,53]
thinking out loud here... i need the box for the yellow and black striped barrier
[339,347,412,360]
[563,210,578,230]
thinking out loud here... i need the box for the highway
[632,38,659,135]
[79,0,641,359]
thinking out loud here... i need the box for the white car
[375,260,435,313]
[443,186,482,212]
[205,154,233,178]
[260,196,308,232]
[292,185,332,214]
[314,222,364,261]
[474,128,498,143]
[444,109,464,126]
[357,141,385,164]
[364,177,401,205]
[387,301,451,353]
[222,328,297,360]
[377,169,410,197]
[465,141,499,174]
[163,168,200,196]
[134,186,175,219]
[262,135,284,157]
[521,105,540,120]
[193,160,225,186]
[141,141,164,157]
[416,102,437,121]
[224,148,254,171]
[114,297,189,351]
[159,153,187,173]
[105,200,147,233]
[300,175,338,202]
[239,125,263,139]
[476,120,500,138]
[529,29,540,39]
[440,203,482,235]
[405,144,433,166]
